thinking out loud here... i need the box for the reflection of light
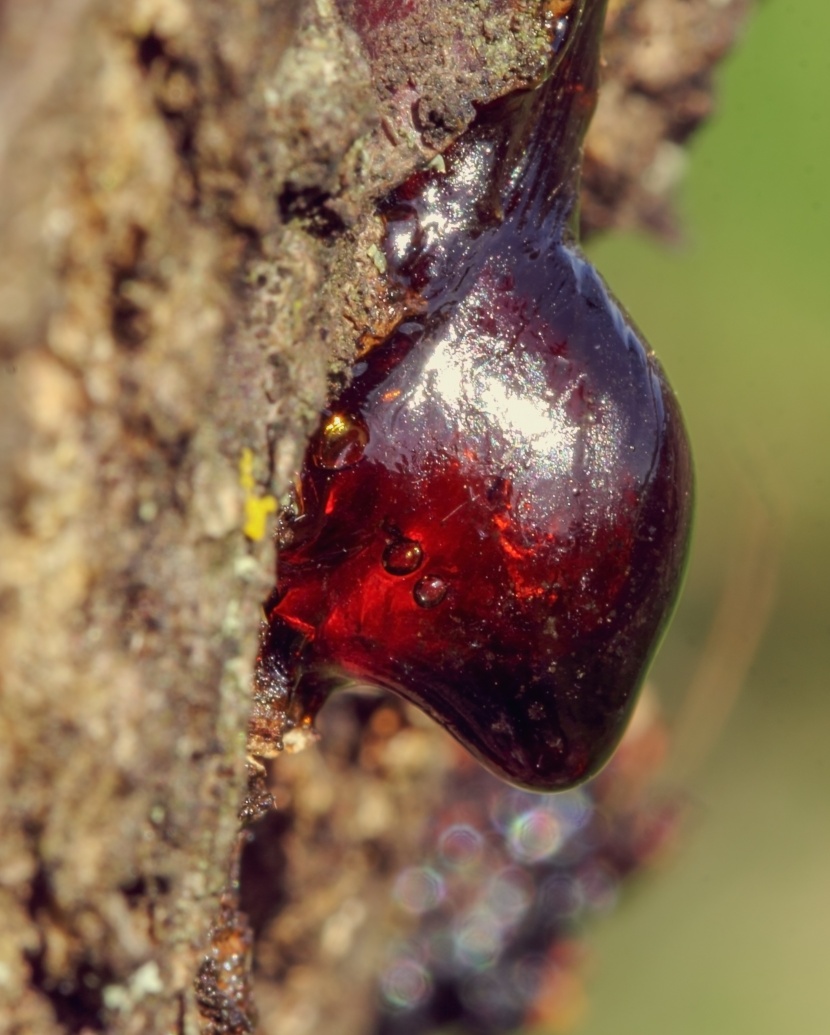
[487,867,532,925]
[490,787,529,833]
[459,968,524,1023]
[539,873,585,919]
[490,787,591,852]
[402,278,626,488]
[437,823,485,870]
[380,957,432,1010]
[508,807,564,862]
[554,789,593,834]
[418,148,493,251]
[576,862,619,913]
[420,182,453,246]
[393,866,445,915]
[425,927,455,968]
[412,333,578,479]
[454,908,504,969]
[511,954,546,999]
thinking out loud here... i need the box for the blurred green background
[579,1,830,1033]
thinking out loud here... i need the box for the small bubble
[507,807,564,863]
[413,574,448,608]
[383,538,424,575]
[555,788,593,834]
[489,787,535,834]
[538,873,584,919]
[393,866,445,915]
[511,954,546,1000]
[380,957,432,1011]
[454,909,503,969]
[313,412,369,469]
[438,823,485,870]
[487,867,532,926]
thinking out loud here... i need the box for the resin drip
[252,0,693,790]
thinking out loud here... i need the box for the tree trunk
[0,1,749,1032]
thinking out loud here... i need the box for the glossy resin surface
[254,0,693,790]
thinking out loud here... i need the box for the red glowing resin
[254,0,693,790]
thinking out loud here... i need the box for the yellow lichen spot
[239,448,278,540]
[243,495,278,541]
[239,447,255,492]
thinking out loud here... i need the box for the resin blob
[253,0,693,790]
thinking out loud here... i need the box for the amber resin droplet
[413,574,449,610]
[254,0,693,790]
[312,412,370,469]
[383,538,424,576]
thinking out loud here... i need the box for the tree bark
[0,1,749,1032]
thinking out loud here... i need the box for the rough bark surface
[0,1,749,1033]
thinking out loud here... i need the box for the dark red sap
[254,0,693,790]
